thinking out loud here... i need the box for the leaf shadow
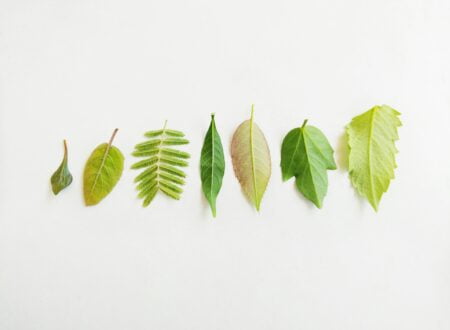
[198,185,213,219]
[335,133,368,213]
[289,180,318,211]
[48,183,55,200]
[336,131,349,172]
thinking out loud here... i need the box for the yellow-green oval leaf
[231,106,271,211]
[347,105,402,211]
[83,129,124,206]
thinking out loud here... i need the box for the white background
[1,0,450,329]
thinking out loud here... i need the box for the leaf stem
[301,119,308,128]
[63,139,68,160]
[108,128,119,146]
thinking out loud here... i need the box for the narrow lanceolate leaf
[347,105,402,211]
[200,114,225,217]
[280,120,336,208]
[231,106,271,211]
[131,122,190,207]
[50,140,73,195]
[83,129,124,206]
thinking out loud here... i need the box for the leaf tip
[281,173,291,182]
[370,201,380,212]
[255,201,261,212]
[314,200,323,209]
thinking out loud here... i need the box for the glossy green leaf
[83,129,124,206]
[347,105,401,211]
[50,139,73,195]
[131,121,190,207]
[231,106,271,211]
[200,114,225,217]
[281,120,336,208]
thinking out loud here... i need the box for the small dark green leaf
[280,120,336,208]
[51,140,73,195]
[200,114,225,217]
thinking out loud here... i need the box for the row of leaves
[51,104,401,214]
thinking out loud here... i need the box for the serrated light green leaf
[347,105,402,211]
[280,120,336,208]
[50,139,73,195]
[83,129,124,206]
[131,121,190,207]
[231,105,271,211]
[200,113,225,217]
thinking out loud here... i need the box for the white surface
[1,0,450,329]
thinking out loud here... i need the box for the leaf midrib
[302,128,320,203]
[367,109,376,205]
[90,142,113,195]
[249,108,259,209]
[155,121,168,192]
[208,117,216,202]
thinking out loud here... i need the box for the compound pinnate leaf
[83,129,124,206]
[200,114,225,217]
[50,139,73,195]
[281,120,336,208]
[347,105,402,211]
[131,121,190,207]
[231,106,271,211]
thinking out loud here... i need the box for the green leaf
[131,121,190,207]
[280,120,336,208]
[200,113,225,217]
[83,129,124,206]
[231,105,271,211]
[346,105,402,211]
[50,139,73,195]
